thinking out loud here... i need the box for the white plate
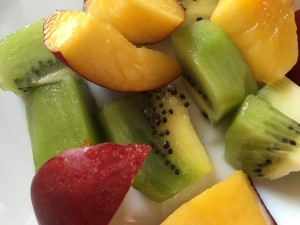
[0,1,300,224]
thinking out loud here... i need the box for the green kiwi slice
[0,19,64,94]
[26,69,102,171]
[98,85,212,202]
[172,19,258,123]
[180,0,218,23]
[225,94,300,179]
[257,76,300,123]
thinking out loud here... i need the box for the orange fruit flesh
[161,170,272,225]
[83,0,185,44]
[211,0,298,84]
[44,10,182,91]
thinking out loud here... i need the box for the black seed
[165,160,170,165]
[162,109,167,115]
[155,149,160,154]
[162,117,167,123]
[169,109,174,114]
[171,89,177,95]
[288,126,294,130]
[159,131,165,137]
[175,169,180,175]
[282,138,289,143]
[184,102,190,107]
[254,168,262,173]
[289,140,297,145]
[162,141,170,149]
[203,95,208,100]
[155,119,161,126]
[168,148,173,154]
[165,130,170,135]
[159,103,163,108]
[265,159,272,165]
[257,163,263,167]
[170,164,175,170]
[195,17,203,21]
[180,94,186,99]
[198,90,202,95]
[202,112,208,119]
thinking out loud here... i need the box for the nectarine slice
[44,10,182,91]
[83,0,185,44]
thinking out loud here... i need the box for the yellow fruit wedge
[83,0,185,44]
[161,170,275,225]
[44,10,182,91]
[211,0,298,84]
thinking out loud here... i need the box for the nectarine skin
[31,143,151,225]
[44,10,183,92]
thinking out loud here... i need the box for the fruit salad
[0,0,300,224]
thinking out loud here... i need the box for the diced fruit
[172,20,257,123]
[161,170,276,225]
[180,0,218,23]
[31,143,151,225]
[225,95,300,179]
[0,19,59,95]
[44,10,182,92]
[257,76,300,123]
[83,0,185,44]
[98,85,212,202]
[26,70,102,170]
[211,0,298,84]
[287,9,300,85]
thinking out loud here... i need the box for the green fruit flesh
[225,95,300,179]
[98,85,212,202]
[26,69,102,171]
[0,19,63,95]
[257,77,300,123]
[181,0,218,23]
[172,20,257,123]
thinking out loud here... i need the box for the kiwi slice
[257,76,300,123]
[26,68,102,171]
[98,85,212,202]
[172,20,258,123]
[225,94,300,179]
[180,0,218,23]
[0,19,64,94]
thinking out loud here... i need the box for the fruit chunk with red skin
[43,10,183,92]
[31,143,151,225]
[287,9,300,86]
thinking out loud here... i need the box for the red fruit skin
[287,9,300,85]
[31,143,151,225]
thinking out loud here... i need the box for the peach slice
[83,0,185,44]
[44,10,183,91]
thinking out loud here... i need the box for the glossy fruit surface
[211,0,298,84]
[44,10,182,91]
[161,170,275,225]
[31,143,151,225]
[83,0,185,44]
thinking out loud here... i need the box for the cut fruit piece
[172,20,257,123]
[287,9,300,85]
[26,69,102,170]
[98,85,212,202]
[180,0,218,23]
[31,143,151,225]
[211,0,298,84]
[161,170,276,225]
[257,76,300,123]
[225,95,300,179]
[44,10,182,92]
[0,19,60,95]
[83,0,185,44]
